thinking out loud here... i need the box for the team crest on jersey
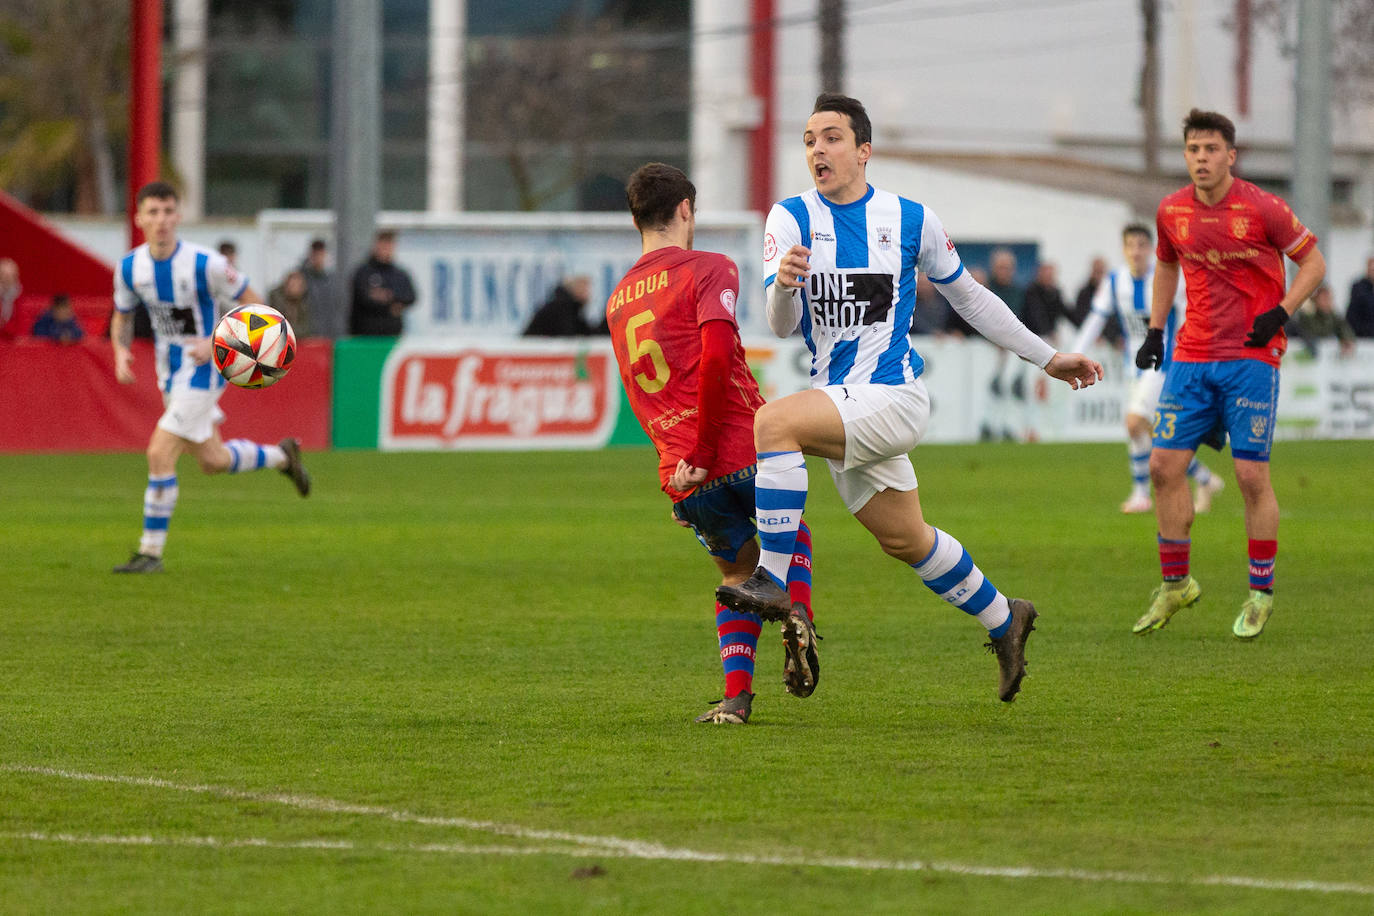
[1231,217,1248,238]
[1175,218,1190,240]
[763,233,777,261]
[944,232,956,254]
[875,227,893,251]
[1250,415,1268,438]
[719,288,736,316]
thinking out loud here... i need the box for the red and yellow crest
[1231,217,1248,238]
[1175,218,1190,240]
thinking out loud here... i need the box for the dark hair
[626,162,696,232]
[1122,222,1152,243]
[309,238,327,252]
[218,241,237,256]
[375,229,397,243]
[1182,108,1236,147]
[812,93,872,147]
[135,181,179,207]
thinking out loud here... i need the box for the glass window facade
[200,0,689,215]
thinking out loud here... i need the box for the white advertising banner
[258,210,765,339]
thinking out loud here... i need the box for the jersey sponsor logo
[720,287,736,316]
[764,233,777,262]
[811,230,835,242]
[806,272,893,328]
[384,348,616,448]
[150,305,198,338]
[1234,396,1271,410]
[875,227,893,251]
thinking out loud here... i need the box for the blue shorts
[1153,360,1279,462]
[671,465,757,562]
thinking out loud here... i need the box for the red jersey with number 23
[606,247,763,502]
[1155,177,1316,367]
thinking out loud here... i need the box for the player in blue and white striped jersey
[1071,224,1221,515]
[717,94,1103,703]
[109,181,311,574]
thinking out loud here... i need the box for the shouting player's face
[803,111,871,205]
[1183,129,1236,199]
[135,195,182,252]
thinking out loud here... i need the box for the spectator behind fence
[524,275,597,337]
[0,257,22,337]
[31,293,84,344]
[1347,255,1374,338]
[269,269,312,338]
[1072,255,1122,345]
[1289,284,1355,358]
[1021,261,1070,341]
[300,238,335,320]
[349,230,416,336]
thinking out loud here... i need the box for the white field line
[4,763,1372,897]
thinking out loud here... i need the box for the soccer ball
[212,304,297,389]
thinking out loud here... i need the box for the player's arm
[763,204,805,337]
[1245,244,1326,348]
[1135,259,1179,369]
[110,309,136,384]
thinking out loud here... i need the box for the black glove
[1135,328,1164,370]
[1245,305,1289,348]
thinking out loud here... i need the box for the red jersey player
[606,162,818,724]
[1132,109,1325,639]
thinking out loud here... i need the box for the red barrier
[0,338,332,452]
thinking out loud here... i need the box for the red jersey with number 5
[606,246,763,501]
[1155,177,1316,367]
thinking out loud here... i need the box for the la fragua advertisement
[379,340,621,450]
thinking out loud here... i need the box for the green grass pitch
[2,441,1372,914]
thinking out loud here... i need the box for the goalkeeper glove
[1135,328,1164,370]
[1245,305,1289,348]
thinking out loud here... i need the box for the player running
[110,181,310,574]
[1071,223,1223,514]
[607,163,818,725]
[716,94,1103,703]
[1132,110,1325,638]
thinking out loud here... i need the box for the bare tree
[1248,0,1374,106]
[0,0,128,212]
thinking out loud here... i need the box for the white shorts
[819,380,929,513]
[1127,369,1166,420]
[156,387,226,443]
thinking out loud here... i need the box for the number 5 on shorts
[625,311,670,393]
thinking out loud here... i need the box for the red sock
[716,600,761,698]
[1248,539,1276,591]
[786,520,814,622]
[1158,534,1190,581]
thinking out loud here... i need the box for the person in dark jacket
[349,230,416,336]
[1347,256,1374,338]
[1021,262,1071,340]
[524,275,596,336]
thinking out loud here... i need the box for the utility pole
[1140,0,1160,177]
[329,0,383,338]
[1292,0,1331,256]
[819,0,844,93]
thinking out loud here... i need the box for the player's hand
[1045,352,1103,390]
[1135,328,1164,370]
[114,348,135,385]
[1245,305,1289,348]
[776,245,812,289]
[185,338,212,364]
[669,459,709,493]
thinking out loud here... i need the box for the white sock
[226,439,287,473]
[754,451,808,586]
[911,528,1012,635]
[138,474,178,557]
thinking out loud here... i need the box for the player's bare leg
[1135,447,1201,633]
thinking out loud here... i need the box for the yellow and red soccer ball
[212,304,297,389]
